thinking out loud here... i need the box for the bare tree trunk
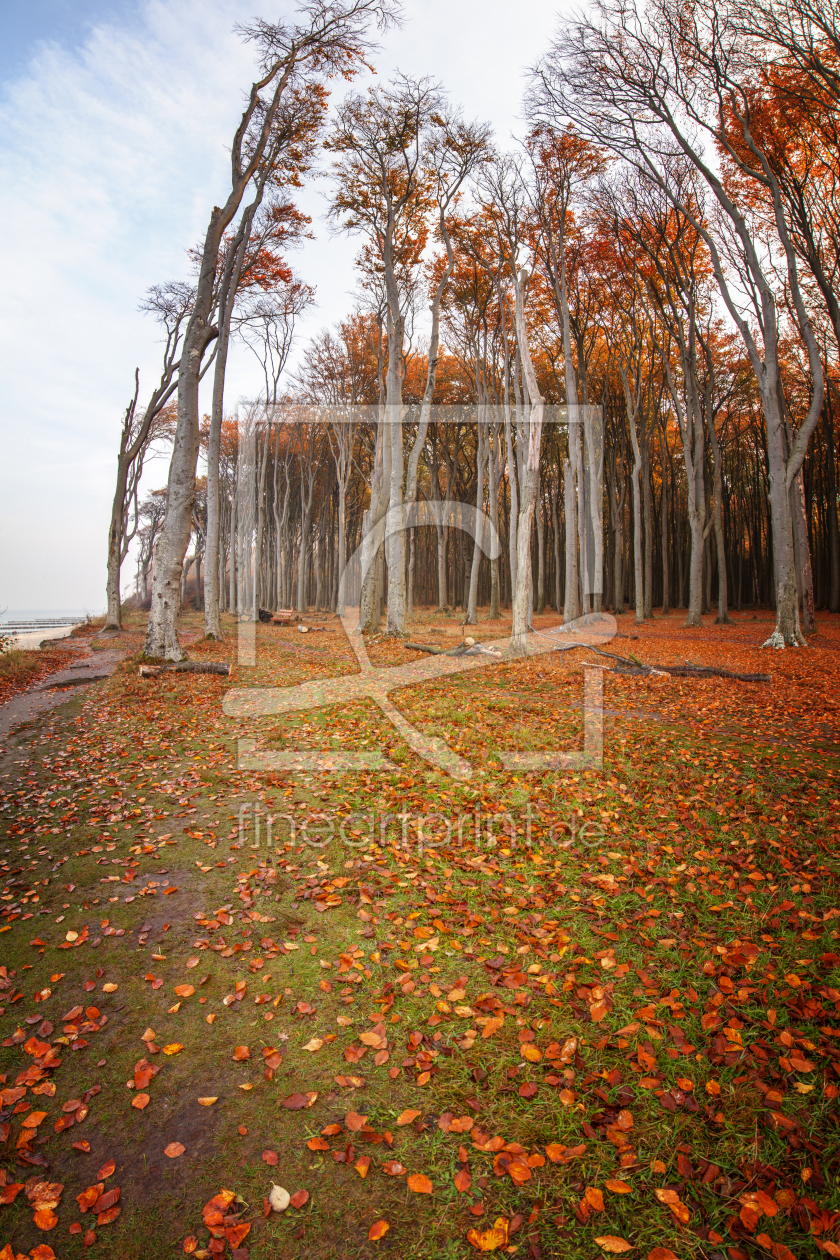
[642,437,653,620]
[536,477,546,615]
[659,424,670,614]
[466,416,487,624]
[551,474,562,613]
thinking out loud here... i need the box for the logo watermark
[235,800,607,854]
[223,404,615,780]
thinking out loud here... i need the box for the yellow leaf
[197,1098,218,1106]
[595,1237,633,1253]
[466,1218,509,1251]
[162,1043,183,1056]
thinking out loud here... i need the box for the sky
[0,0,566,612]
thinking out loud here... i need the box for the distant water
[0,609,101,624]
[0,609,102,638]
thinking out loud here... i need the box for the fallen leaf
[197,1097,217,1107]
[290,1190,309,1208]
[131,1094,150,1110]
[233,1046,250,1061]
[606,1179,633,1194]
[408,1173,433,1194]
[162,1043,183,1056]
[595,1238,633,1254]
[368,1220,389,1241]
[164,1142,185,1158]
[263,1150,279,1165]
[467,1218,509,1251]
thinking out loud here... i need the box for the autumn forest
[1,0,839,1258]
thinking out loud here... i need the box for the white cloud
[0,0,562,610]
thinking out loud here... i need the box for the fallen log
[405,641,501,658]
[560,644,770,682]
[139,662,231,678]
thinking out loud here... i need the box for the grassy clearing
[0,608,837,1258]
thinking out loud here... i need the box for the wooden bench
[258,608,295,625]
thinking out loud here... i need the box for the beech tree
[530,0,826,645]
[105,282,192,632]
[144,0,399,660]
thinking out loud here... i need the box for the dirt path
[0,641,127,740]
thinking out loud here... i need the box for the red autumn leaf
[455,1168,472,1193]
[92,1188,120,1214]
[225,1222,251,1247]
[290,1190,310,1209]
[368,1220,389,1240]
[263,1150,279,1165]
[76,1184,103,1212]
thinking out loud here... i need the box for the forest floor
[0,605,837,1260]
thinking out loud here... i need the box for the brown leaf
[396,1108,421,1125]
[233,1046,250,1061]
[283,1091,317,1109]
[595,1238,633,1253]
[344,1111,368,1131]
[263,1150,279,1165]
[164,1142,185,1158]
[585,1187,605,1212]
[654,1188,690,1225]
[290,1190,309,1209]
[606,1179,633,1194]
[408,1173,433,1194]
